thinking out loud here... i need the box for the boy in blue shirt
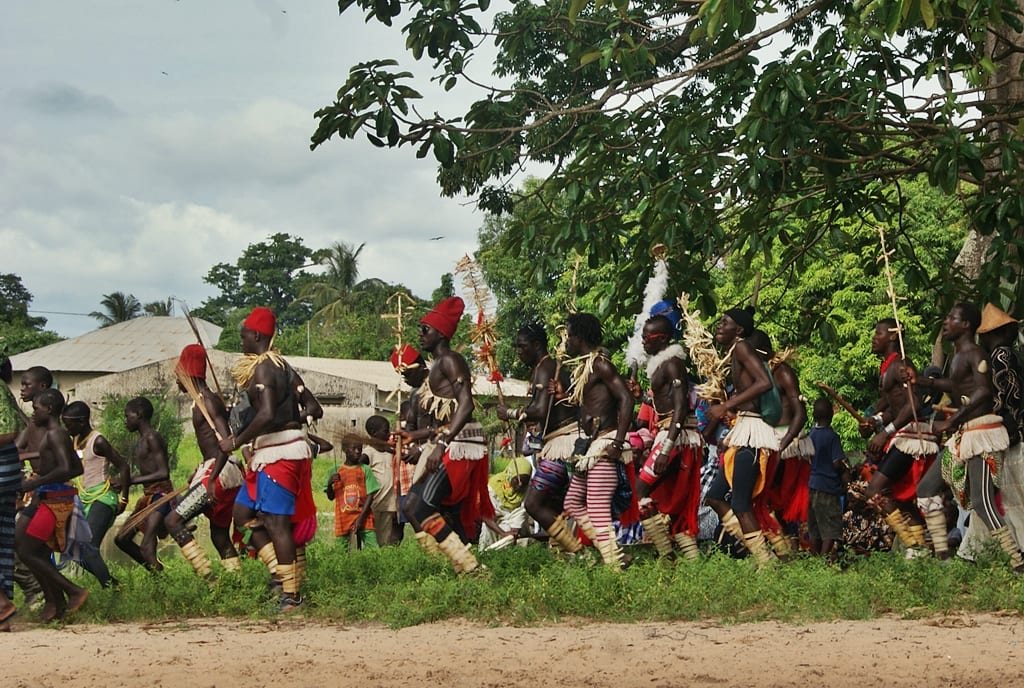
[808,398,849,558]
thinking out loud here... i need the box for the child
[326,439,379,550]
[364,416,399,546]
[114,396,173,571]
[479,457,534,549]
[807,398,849,558]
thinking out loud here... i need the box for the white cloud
[2,2,496,339]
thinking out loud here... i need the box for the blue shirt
[808,425,845,496]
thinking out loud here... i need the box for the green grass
[42,434,1021,628]
[32,537,1024,629]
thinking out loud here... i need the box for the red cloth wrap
[440,451,494,540]
[639,444,701,536]
[890,453,935,502]
[769,458,811,523]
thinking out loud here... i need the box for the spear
[876,226,920,424]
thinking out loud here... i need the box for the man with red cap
[219,307,313,610]
[165,344,244,578]
[403,296,494,573]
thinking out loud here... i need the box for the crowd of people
[2,296,1024,629]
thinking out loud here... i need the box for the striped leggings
[564,461,618,544]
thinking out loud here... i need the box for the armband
[883,422,896,435]
[671,378,683,388]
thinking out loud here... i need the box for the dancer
[912,303,1023,570]
[403,296,493,573]
[114,397,173,571]
[559,313,635,569]
[61,401,126,587]
[15,389,89,621]
[860,319,934,556]
[221,307,312,610]
[497,323,583,554]
[634,315,702,560]
[166,345,244,577]
[704,308,780,567]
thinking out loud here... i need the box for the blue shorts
[235,471,296,516]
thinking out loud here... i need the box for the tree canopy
[90,291,143,328]
[312,0,1024,322]
[0,273,61,355]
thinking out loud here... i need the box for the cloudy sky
[2,0,496,338]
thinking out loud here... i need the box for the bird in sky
[429,236,444,241]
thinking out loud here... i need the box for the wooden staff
[815,382,868,425]
[176,369,223,441]
[117,486,188,536]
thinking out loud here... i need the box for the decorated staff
[454,255,505,401]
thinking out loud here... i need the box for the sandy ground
[6,613,1024,688]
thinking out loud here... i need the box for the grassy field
[31,434,1024,628]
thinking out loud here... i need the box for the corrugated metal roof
[9,316,223,374]
[286,355,529,397]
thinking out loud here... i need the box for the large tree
[194,233,323,329]
[0,274,61,354]
[312,0,1024,323]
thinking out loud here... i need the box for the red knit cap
[420,296,465,339]
[391,344,424,372]
[243,307,276,337]
[176,344,207,379]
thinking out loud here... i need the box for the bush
[98,390,184,471]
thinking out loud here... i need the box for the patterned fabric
[990,345,1024,446]
[842,481,894,554]
[0,443,18,599]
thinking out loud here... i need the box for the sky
[2,0,496,338]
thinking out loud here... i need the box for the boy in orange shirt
[326,439,379,549]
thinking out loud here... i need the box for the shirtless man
[165,345,244,577]
[860,319,934,556]
[114,397,173,571]
[633,315,702,560]
[220,307,311,610]
[15,388,89,620]
[559,313,635,569]
[61,400,127,588]
[403,296,492,574]
[391,345,435,549]
[703,308,779,567]
[497,323,583,554]
[12,366,51,606]
[911,303,1023,570]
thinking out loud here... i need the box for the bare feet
[0,603,16,624]
[40,600,62,622]
[67,588,90,615]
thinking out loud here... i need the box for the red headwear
[420,296,465,340]
[391,344,424,372]
[176,344,207,379]
[243,307,276,337]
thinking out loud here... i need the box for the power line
[28,310,95,318]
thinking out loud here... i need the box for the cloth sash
[723,412,780,451]
[36,484,86,554]
[574,428,633,472]
[446,422,488,461]
[539,422,583,462]
[946,414,1009,464]
[886,421,940,456]
[250,428,311,472]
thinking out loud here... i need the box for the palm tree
[143,298,174,317]
[89,291,143,328]
[298,241,370,326]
